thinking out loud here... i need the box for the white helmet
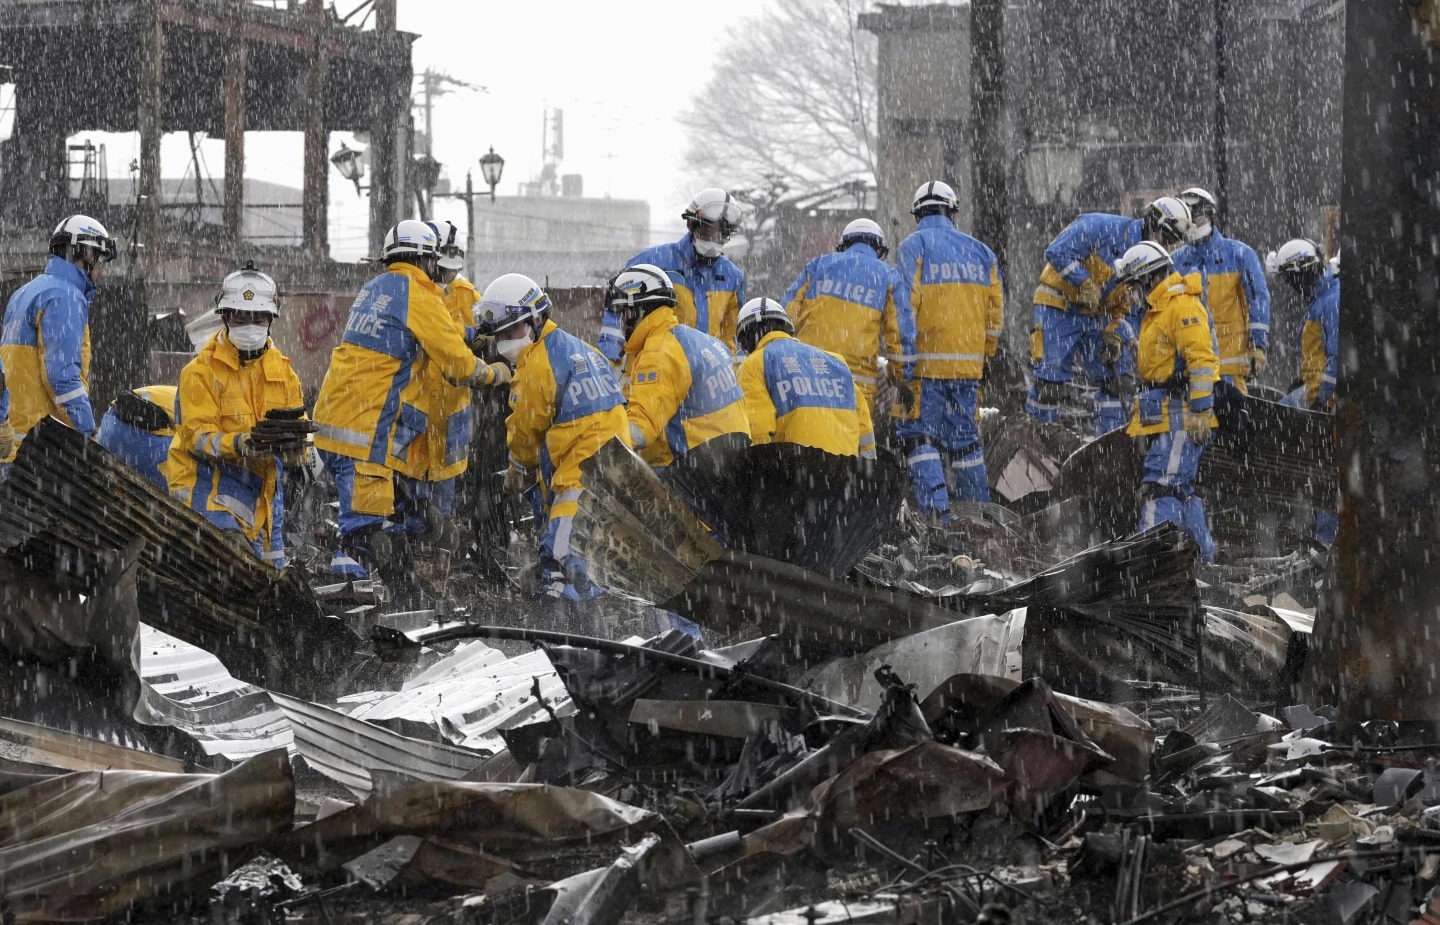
[1178,187,1217,219]
[51,214,117,261]
[476,273,551,336]
[215,262,280,316]
[911,180,959,216]
[683,188,744,236]
[383,219,441,261]
[1142,197,1193,246]
[432,220,464,271]
[735,297,793,354]
[839,218,888,257]
[606,264,675,314]
[1273,238,1324,278]
[1114,241,1174,284]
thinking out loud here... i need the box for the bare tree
[682,0,878,195]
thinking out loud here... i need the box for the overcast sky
[53,0,773,260]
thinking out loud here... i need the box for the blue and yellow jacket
[168,333,305,564]
[1172,228,1271,378]
[737,330,875,458]
[96,384,177,490]
[1298,270,1340,408]
[0,255,96,461]
[313,262,500,480]
[420,275,481,482]
[627,235,746,349]
[894,214,1004,381]
[507,320,629,516]
[1033,213,1142,316]
[1127,273,1220,437]
[783,242,912,399]
[623,307,749,468]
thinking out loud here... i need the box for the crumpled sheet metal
[920,673,1155,786]
[0,749,293,923]
[0,717,184,775]
[801,609,1026,713]
[270,692,487,798]
[338,641,570,752]
[736,742,1007,859]
[276,780,700,891]
[132,625,293,762]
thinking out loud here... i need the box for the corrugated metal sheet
[338,642,571,753]
[270,692,488,798]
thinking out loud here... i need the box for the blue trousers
[1137,430,1216,564]
[1026,304,1134,436]
[896,378,989,514]
[321,450,437,578]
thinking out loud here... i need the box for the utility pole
[1213,0,1229,211]
[1302,0,1440,724]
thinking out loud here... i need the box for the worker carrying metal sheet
[483,273,629,602]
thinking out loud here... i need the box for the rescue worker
[1025,198,1193,435]
[734,297,875,458]
[313,220,512,580]
[782,218,912,409]
[1172,188,1271,388]
[95,385,178,490]
[601,189,745,361]
[1115,241,1220,564]
[607,264,750,470]
[483,273,628,601]
[0,215,117,469]
[421,220,479,537]
[168,265,312,568]
[892,181,1002,517]
[1273,239,1338,412]
[1275,237,1339,546]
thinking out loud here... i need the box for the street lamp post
[479,147,505,202]
[331,142,367,196]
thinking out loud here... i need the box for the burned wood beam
[222,30,247,245]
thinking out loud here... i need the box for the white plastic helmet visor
[692,198,743,233]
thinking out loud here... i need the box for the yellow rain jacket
[420,275,481,482]
[168,332,304,563]
[784,243,910,405]
[893,214,1003,381]
[507,320,629,519]
[0,256,96,461]
[1126,272,1220,437]
[622,307,749,468]
[627,235,746,349]
[313,262,500,480]
[737,330,874,458]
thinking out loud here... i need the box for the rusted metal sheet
[0,750,293,922]
[628,700,794,740]
[0,419,368,699]
[574,438,724,601]
[665,550,956,656]
[0,718,185,775]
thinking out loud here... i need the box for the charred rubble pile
[0,413,1412,925]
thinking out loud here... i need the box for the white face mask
[496,330,533,361]
[228,324,270,352]
[693,236,724,259]
[1186,220,1213,243]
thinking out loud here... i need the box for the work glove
[250,417,318,454]
[469,331,495,360]
[503,465,532,494]
[1250,346,1267,377]
[1182,409,1213,445]
[1103,373,1137,401]
[1100,329,1124,366]
[0,421,12,460]
[1075,278,1103,315]
[235,433,269,459]
[895,380,918,415]
[478,361,512,388]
